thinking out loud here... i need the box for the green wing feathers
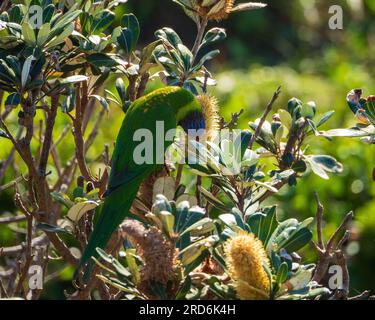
[78,183,141,280]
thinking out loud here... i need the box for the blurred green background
[1,0,375,298]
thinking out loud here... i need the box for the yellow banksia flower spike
[197,94,221,142]
[224,231,271,300]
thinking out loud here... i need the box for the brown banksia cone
[195,1,266,21]
[121,220,181,299]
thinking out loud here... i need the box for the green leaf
[116,28,133,54]
[323,128,369,138]
[43,4,55,23]
[59,75,88,84]
[155,27,182,49]
[247,206,278,247]
[200,28,226,49]
[280,227,313,254]
[115,77,126,102]
[22,21,36,46]
[21,55,35,88]
[198,186,231,212]
[175,276,192,300]
[278,109,292,129]
[50,8,81,34]
[300,101,316,119]
[5,93,21,108]
[0,59,16,83]
[120,13,139,50]
[193,49,220,71]
[9,5,24,24]
[37,23,50,46]
[276,262,289,286]
[179,217,215,237]
[268,218,313,254]
[87,53,118,68]
[51,191,74,208]
[305,155,343,180]
[292,160,307,173]
[0,129,9,139]
[90,94,109,111]
[139,40,161,74]
[179,235,218,266]
[45,22,74,48]
[175,202,205,235]
[67,201,98,222]
[153,176,175,202]
[316,111,334,127]
[266,218,299,253]
[91,9,115,35]
[158,211,175,238]
[177,43,193,71]
[36,222,70,234]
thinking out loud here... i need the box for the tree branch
[249,86,281,150]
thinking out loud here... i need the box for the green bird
[77,86,205,281]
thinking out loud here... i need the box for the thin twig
[314,192,325,250]
[38,95,59,177]
[0,215,27,224]
[191,18,208,61]
[249,86,282,149]
[326,211,353,251]
[14,193,34,295]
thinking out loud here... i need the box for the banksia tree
[0,0,373,301]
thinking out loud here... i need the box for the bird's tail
[75,185,139,284]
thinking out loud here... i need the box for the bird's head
[166,87,220,140]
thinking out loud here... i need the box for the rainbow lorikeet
[77,86,205,280]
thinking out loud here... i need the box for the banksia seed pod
[197,0,235,21]
[224,231,271,300]
[121,220,181,299]
[197,94,220,142]
[195,1,266,21]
